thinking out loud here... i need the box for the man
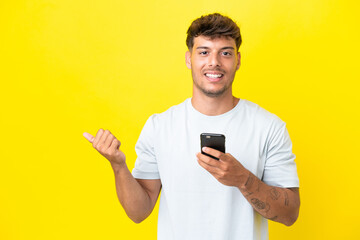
[84,13,300,240]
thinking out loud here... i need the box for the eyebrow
[196,46,235,50]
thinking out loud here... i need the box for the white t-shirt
[132,98,299,240]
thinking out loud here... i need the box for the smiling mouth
[205,73,223,78]
[204,73,224,82]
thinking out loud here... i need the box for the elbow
[128,212,149,224]
[130,216,146,224]
[283,215,298,226]
[124,204,152,224]
[284,191,301,226]
[284,205,300,226]
[132,218,144,224]
[124,206,151,224]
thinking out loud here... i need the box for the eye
[199,51,208,55]
[222,51,232,56]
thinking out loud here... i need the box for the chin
[201,88,227,98]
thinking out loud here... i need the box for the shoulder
[240,99,285,128]
[145,98,189,126]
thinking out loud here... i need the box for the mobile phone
[200,133,226,160]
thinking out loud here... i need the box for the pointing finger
[104,130,115,148]
[93,128,104,147]
[202,147,224,159]
[196,152,221,168]
[98,129,111,147]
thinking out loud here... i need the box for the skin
[197,147,300,226]
[83,35,300,226]
[188,36,300,226]
[185,36,241,116]
[83,130,161,223]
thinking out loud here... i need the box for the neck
[191,91,239,116]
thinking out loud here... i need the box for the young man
[84,13,300,240]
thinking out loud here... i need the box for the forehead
[193,35,237,50]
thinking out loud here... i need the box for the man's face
[185,35,241,98]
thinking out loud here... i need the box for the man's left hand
[196,147,248,187]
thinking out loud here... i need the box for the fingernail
[202,147,207,152]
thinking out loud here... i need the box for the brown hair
[186,13,242,51]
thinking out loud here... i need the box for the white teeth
[205,73,222,78]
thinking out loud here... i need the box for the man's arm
[197,147,300,226]
[111,164,161,223]
[83,129,161,223]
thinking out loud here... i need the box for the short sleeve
[262,120,299,188]
[131,115,160,179]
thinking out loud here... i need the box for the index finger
[202,147,225,160]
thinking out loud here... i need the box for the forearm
[111,163,153,223]
[197,148,300,225]
[238,171,300,226]
[83,130,158,223]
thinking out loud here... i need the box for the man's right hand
[83,129,161,223]
[83,129,126,168]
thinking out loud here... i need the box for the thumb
[83,132,95,143]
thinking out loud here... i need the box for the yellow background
[1,0,359,239]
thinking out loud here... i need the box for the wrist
[238,169,253,190]
[110,161,127,174]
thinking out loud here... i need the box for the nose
[208,54,221,67]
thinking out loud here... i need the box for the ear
[185,51,192,69]
[236,52,241,70]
